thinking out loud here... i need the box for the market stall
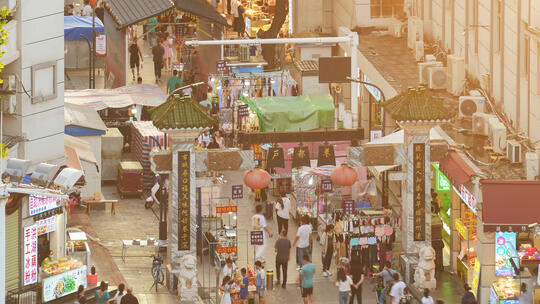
[41,255,87,302]
[64,16,104,69]
[490,277,520,304]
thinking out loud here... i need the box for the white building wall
[529,2,540,142]
[2,0,65,165]
[294,0,323,33]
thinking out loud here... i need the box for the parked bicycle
[150,254,165,292]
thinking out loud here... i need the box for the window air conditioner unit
[488,120,507,154]
[1,95,16,114]
[506,140,522,163]
[414,40,424,61]
[446,55,465,96]
[407,17,423,49]
[472,113,496,136]
[418,61,442,84]
[428,67,447,90]
[459,95,485,118]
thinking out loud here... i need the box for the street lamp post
[347,77,387,137]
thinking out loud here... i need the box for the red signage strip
[216,246,237,254]
[216,206,238,213]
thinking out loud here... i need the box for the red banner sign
[216,246,237,253]
[216,206,238,213]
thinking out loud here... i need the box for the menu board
[178,151,191,251]
[250,231,264,245]
[413,143,426,241]
[29,195,61,216]
[37,216,57,236]
[23,224,38,286]
[42,266,87,302]
[342,200,355,215]
[495,232,518,276]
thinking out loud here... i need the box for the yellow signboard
[471,258,480,297]
[455,219,468,240]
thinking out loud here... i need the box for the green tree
[0,7,11,84]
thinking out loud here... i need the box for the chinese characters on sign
[216,246,238,254]
[292,146,310,168]
[95,34,106,56]
[23,224,38,286]
[37,216,57,236]
[321,179,333,194]
[232,185,243,200]
[216,60,227,73]
[459,184,477,213]
[413,143,426,241]
[471,258,480,297]
[495,232,518,276]
[342,200,355,215]
[216,205,238,213]
[317,144,336,166]
[178,151,191,251]
[238,104,249,118]
[250,231,264,245]
[267,147,285,169]
[29,195,61,216]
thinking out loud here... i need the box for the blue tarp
[64,16,104,41]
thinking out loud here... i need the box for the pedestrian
[349,254,364,304]
[421,289,434,304]
[220,275,232,304]
[81,0,93,16]
[199,130,211,146]
[120,286,139,304]
[94,281,110,304]
[162,33,174,70]
[255,261,266,304]
[519,282,531,304]
[215,130,225,148]
[207,136,220,149]
[129,39,143,81]
[152,40,165,83]
[147,17,158,47]
[299,253,315,304]
[252,204,273,262]
[112,283,125,303]
[239,268,249,304]
[275,192,290,235]
[374,261,397,303]
[166,70,183,94]
[77,285,87,304]
[274,229,291,288]
[335,267,352,304]
[137,77,143,84]
[221,258,236,283]
[293,215,312,269]
[321,224,334,277]
[461,284,477,304]
[95,1,105,23]
[389,273,406,304]
[436,301,444,304]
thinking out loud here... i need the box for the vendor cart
[117,161,143,199]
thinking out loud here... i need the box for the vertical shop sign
[238,104,249,117]
[413,143,426,241]
[267,147,285,169]
[292,145,310,168]
[250,231,264,245]
[317,144,336,166]
[23,224,38,285]
[95,34,106,56]
[342,200,355,215]
[459,184,477,212]
[471,258,481,297]
[495,232,518,276]
[321,179,333,194]
[232,185,243,200]
[216,60,227,73]
[178,151,191,251]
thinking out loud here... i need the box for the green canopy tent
[150,95,217,130]
[240,94,335,132]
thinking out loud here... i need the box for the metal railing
[7,283,41,304]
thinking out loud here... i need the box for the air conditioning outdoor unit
[414,40,424,61]
[446,55,465,96]
[408,17,423,49]
[428,67,447,90]
[1,95,16,114]
[459,95,485,118]
[0,74,15,94]
[472,112,496,136]
[418,61,442,84]
[507,140,522,163]
[488,120,507,154]
[425,54,436,62]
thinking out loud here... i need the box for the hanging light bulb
[233,215,238,220]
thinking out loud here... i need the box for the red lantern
[331,164,357,186]
[243,168,271,189]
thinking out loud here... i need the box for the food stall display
[41,256,87,302]
[490,277,520,304]
[67,232,91,268]
[456,202,478,285]
[518,244,540,274]
[227,265,257,304]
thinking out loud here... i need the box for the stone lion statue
[414,244,436,289]
[178,254,198,301]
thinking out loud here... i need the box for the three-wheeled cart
[117,161,143,199]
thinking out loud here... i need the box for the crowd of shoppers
[77,281,139,304]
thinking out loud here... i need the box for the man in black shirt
[152,40,165,83]
[120,287,139,304]
[274,229,291,288]
[95,2,105,23]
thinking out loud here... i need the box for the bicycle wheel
[157,268,165,284]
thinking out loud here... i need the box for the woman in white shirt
[421,288,434,304]
[335,267,353,304]
[274,192,290,235]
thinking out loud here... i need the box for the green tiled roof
[382,87,457,121]
[150,96,217,130]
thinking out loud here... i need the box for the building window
[31,61,57,104]
[370,0,404,18]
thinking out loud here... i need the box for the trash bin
[266,270,274,291]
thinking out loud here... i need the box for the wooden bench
[83,192,118,215]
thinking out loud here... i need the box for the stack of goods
[491,277,519,301]
[131,121,168,190]
[230,265,256,304]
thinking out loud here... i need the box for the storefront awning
[481,180,540,232]
[438,150,475,185]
